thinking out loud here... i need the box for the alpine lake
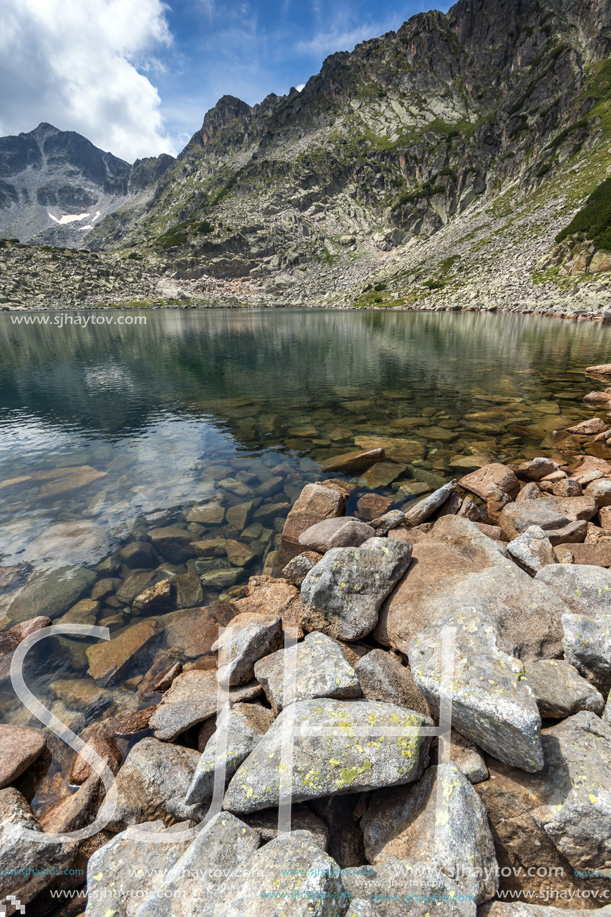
[0,307,609,812]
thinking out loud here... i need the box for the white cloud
[0,0,176,161]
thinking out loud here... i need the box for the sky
[0,0,449,163]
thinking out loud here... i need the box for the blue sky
[0,0,449,162]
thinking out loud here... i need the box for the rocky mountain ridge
[0,122,173,248]
[2,0,611,310]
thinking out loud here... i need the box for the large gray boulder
[85,821,191,917]
[97,738,203,831]
[341,858,475,917]
[301,538,412,641]
[498,499,570,541]
[135,813,261,917]
[184,703,273,805]
[562,612,611,685]
[149,669,262,741]
[223,698,431,814]
[523,659,604,718]
[377,516,566,662]
[208,830,348,917]
[403,480,457,526]
[409,610,543,773]
[476,711,611,901]
[254,631,361,714]
[362,763,497,904]
[535,563,611,614]
[298,517,375,552]
[212,612,283,686]
[0,787,76,910]
[506,526,555,575]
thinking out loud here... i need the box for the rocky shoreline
[1,366,611,915]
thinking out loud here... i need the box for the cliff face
[0,123,173,247]
[3,0,611,310]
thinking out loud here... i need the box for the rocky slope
[0,122,173,248]
[3,0,611,311]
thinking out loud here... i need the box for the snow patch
[48,211,92,225]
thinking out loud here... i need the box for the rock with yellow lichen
[222,698,432,814]
[408,610,544,773]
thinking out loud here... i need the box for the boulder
[341,857,473,917]
[403,480,457,526]
[498,498,570,541]
[409,610,544,772]
[86,619,162,686]
[447,730,488,785]
[554,542,611,565]
[376,516,566,663]
[298,517,375,553]
[254,631,361,713]
[0,725,46,789]
[516,458,559,482]
[161,602,237,660]
[281,551,321,586]
[586,478,611,507]
[553,495,599,522]
[354,649,428,714]
[535,563,611,614]
[223,699,431,814]
[233,575,303,636]
[360,461,407,488]
[369,509,406,536]
[185,703,273,805]
[244,805,329,849]
[459,463,520,498]
[149,669,262,741]
[506,526,555,575]
[586,363,611,377]
[566,417,609,435]
[96,738,203,831]
[132,579,172,616]
[134,813,261,917]
[301,538,413,641]
[7,564,96,624]
[481,905,611,916]
[208,830,348,917]
[476,712,611,901]
[515,482,544,502]
[362,763,497,904]
[562,612,611,684]
[321,448,385,474]
[282,483,346,545]
[147,525,194,562]
[85,820,191,917]
[523,659,605,718]
[212,612,283,686]
[0,787,75,909]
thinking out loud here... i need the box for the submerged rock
[0,725,46,789]
[301,538,412,641]
[86,618,162,686]
[7,564,96,624]
[223,698,431,814]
